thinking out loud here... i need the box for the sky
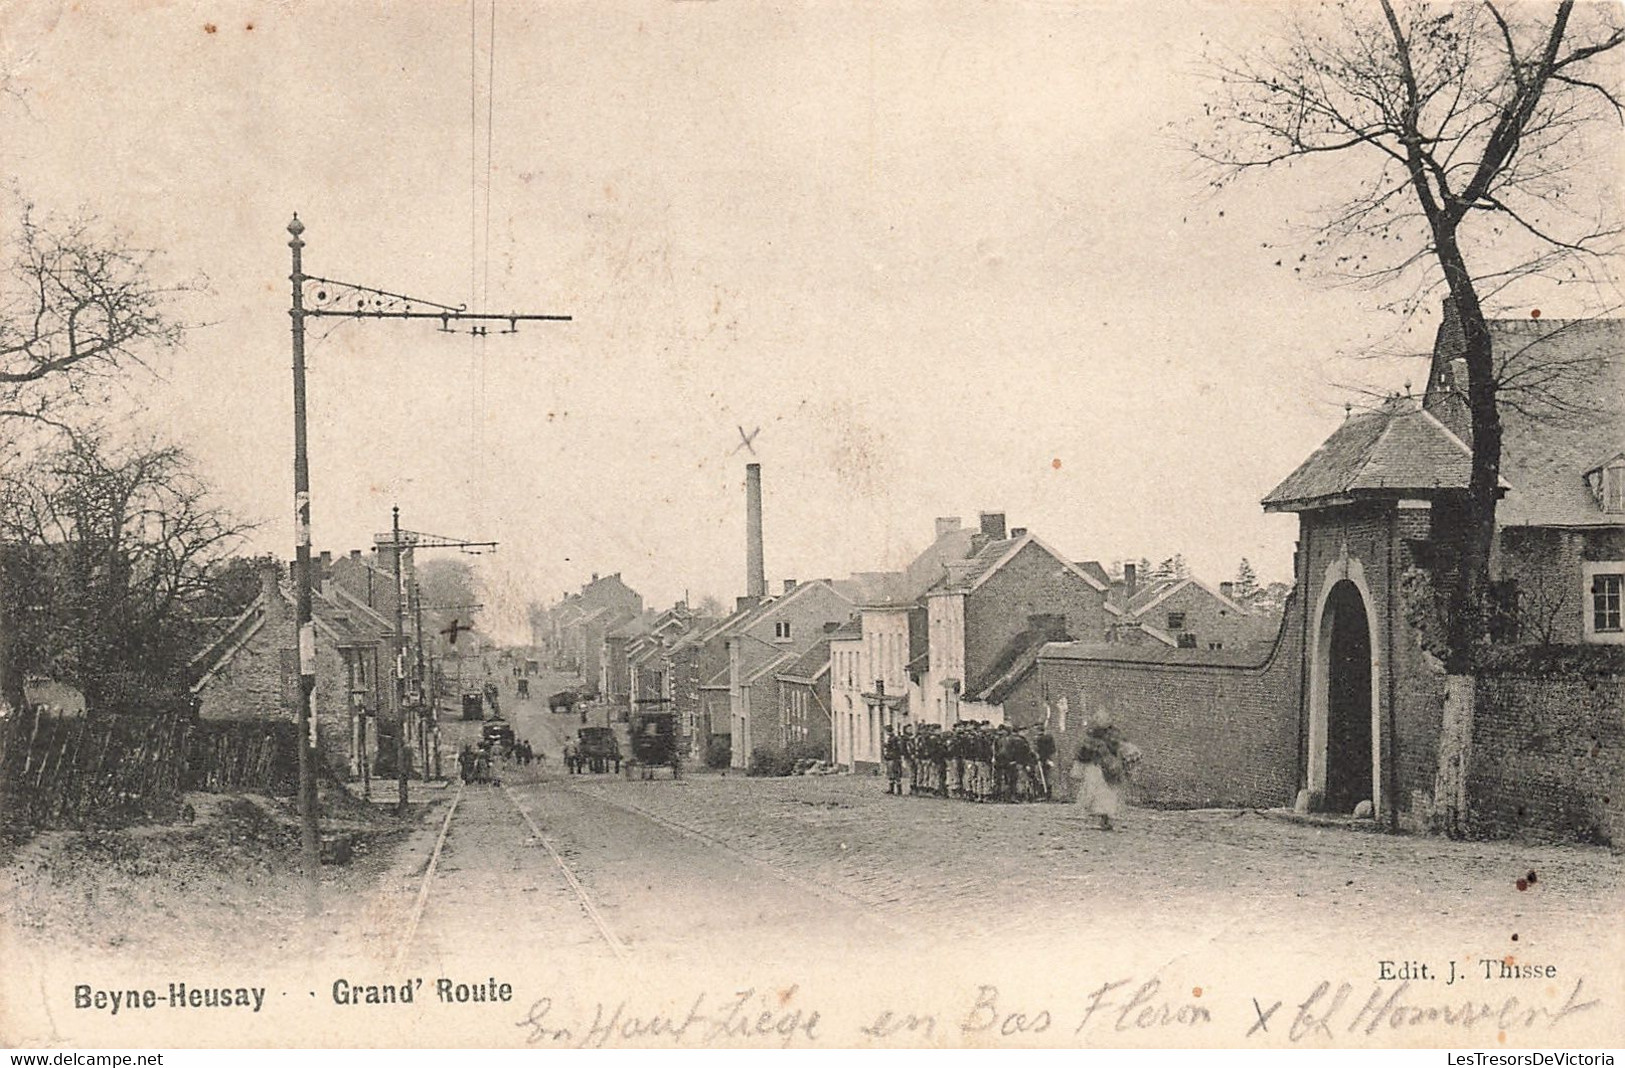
[2,0,1619,640]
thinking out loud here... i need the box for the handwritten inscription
[69,967,1605,1045]
[1288,979,1597,1041]
[516,987,821,1048]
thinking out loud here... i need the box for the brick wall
[1035,599,1301,808]
[1468,665,1624,844]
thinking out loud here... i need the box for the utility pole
[392,505,409,817]
[284,215,568,890]
[287,216,321,898]
[373,520,496,815]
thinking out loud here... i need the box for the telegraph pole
[375,518,496,815]
[392,506,409,817]
[284,215,569,892]
[287,216,322,896]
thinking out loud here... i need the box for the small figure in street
[1071,710,1140,830]
[458,745,474,785]
[929,727,949,798]
[910,721,923,796]
[882,725,903,795]
[1034,725,1057,801]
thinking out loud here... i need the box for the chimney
[944,560,978,587]
[260,562,286,626]
[373,535,398,577]
[979,511,1007,540]
[1010,527,1028,539]
[349,549,362,560]
[316,551,331,591]
[783,578,797,594]
[934,516,962,540]
[745,463,766,600]
[1220,581,1235,601]
[735,595,762,613]
[1124,562,1138,601]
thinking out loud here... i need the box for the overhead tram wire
[469,0,483,529]
[478,0,498,530]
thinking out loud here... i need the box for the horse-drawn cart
[626,711,680,779]
[566,726,621,774]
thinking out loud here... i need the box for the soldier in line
[882,719,1060,803]
[882,725,903,795]
[929,727,949,798]
[944,725,965,799]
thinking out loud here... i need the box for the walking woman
[1071,710,1140,830]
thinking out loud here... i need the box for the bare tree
[0,205,190,440]
[0,437,250,714]
[1200,0,1625,674]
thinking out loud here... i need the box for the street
[5,669,1619,1048]
[332,672,1624,1044]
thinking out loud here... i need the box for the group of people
[879,716,1141,830]
[456,738,542,785]
[881,721,1059,803]
[457,744,496,785]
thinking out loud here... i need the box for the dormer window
[1584,456,1625,514]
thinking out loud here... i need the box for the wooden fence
[0,709,302,837]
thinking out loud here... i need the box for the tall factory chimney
[745,462,766,600]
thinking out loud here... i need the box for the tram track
[561,780,917,940]
[387,775,631,968]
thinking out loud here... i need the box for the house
[1111,574,1277,650]
[727,579,859,769]
[923,513,1118,726]
[625,604,696,727]
[775,636,834,761]
[666,597,761,762]
[828,618,868,768]
[190,561,394,779]
[600,615,650,718]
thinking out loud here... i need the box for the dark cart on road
[516,678,530,699]
[482,717,515,755]
[568,726,621,774]
[548,690,579,714]
[626,710,680,779]
[461,692,485,721]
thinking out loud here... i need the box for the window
[1594,573,1623,634]
[1208,641,1224,650]
[1586,460,1625,514]
[773,621,791,642]
[1177,633,1198,649]
[1607,466,1625,514]
[1167,611,1186,631]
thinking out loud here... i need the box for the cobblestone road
[565,763,1623,978]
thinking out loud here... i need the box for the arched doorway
[1322,579,1374,813]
